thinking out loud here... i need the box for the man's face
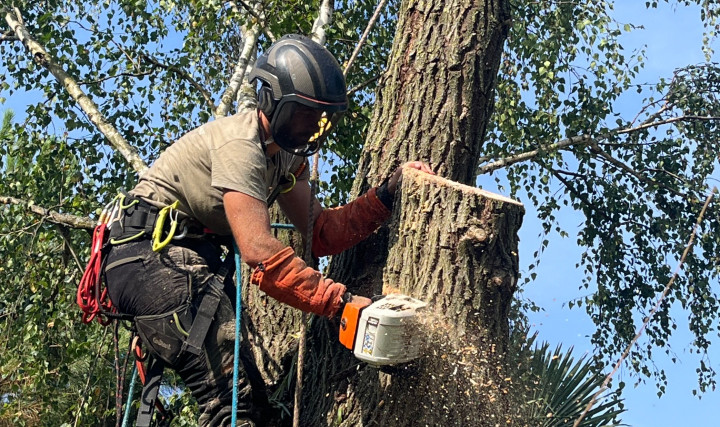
[274,102,329,151]
[291,105,325,143]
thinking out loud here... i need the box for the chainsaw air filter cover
[353,294,428,366]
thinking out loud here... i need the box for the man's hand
[387,161,435,194]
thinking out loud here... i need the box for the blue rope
[120,364,138,427]
[270,223,295,230]
[231,223,292,425]
[231,241,242,426]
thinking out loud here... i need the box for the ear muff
[258,86,276,118]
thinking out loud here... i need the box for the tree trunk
[297,0,517,425]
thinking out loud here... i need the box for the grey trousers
[105,238,258,426]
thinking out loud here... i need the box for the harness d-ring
[280,173,297,194]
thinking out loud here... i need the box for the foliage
[0,109,116,425]
[0,0,396,423]
[490,1,720,394]
[509,332,625,427]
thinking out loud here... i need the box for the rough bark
[295,0,516,425]
[241,0,514,423]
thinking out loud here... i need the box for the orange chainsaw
[339,294,427,366]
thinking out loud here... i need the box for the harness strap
[182,252,235,355]
[182,281,222,356]
[266,160,307,206]
[136,355,165,427]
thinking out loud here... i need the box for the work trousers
[105,238,259,426]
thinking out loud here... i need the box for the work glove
[250,246,346,317]
[312,186,392,257]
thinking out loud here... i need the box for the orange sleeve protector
[250,246,346,317]
[312,187,392,258]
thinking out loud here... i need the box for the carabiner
[152,200,180,252]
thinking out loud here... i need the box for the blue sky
[506,3,719,426]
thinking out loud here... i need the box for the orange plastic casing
[339,301,365,350]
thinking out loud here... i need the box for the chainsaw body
[339,294,427,366]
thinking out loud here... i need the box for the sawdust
[371,309,520,426]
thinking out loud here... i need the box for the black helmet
[249,34,348,156]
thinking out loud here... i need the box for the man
[103,34,433,426]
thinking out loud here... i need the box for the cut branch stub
[367,167,524,425]
[384,167,525,372]
[385,168,523,338]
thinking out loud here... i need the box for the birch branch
[141,53,216,110]
[311,0,334,45]
[588,141,686,199]
[573,187,717,427]
[616,114,720,135]
[477,114,720,176]
[236,53,257,111]
[2,6,148,175]
[477,135,592,175]
[1,29,16,41]
[228,0,276,42]
[1,196,95,230]
[215,25,260,118]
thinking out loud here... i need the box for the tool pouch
[135,306,192,367]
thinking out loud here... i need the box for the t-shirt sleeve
[210,138,267,202]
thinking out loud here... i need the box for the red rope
[77,223,115,325]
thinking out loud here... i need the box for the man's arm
[223,189,354,316]
[223,190,286,267]
[277,162,434,258]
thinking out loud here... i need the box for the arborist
[101,34,434,426]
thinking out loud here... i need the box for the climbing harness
[78,192,194,325]
[77,191,228,425]
[130,336,173,427]
[82,157,306,423]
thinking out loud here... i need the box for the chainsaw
[339,294,427,366]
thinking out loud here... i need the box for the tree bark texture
[302,168,523,426]
[296,0,516,423]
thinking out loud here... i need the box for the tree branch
[477,135,592,175]
[215,25,260,118]
[616,114,720,135]
[141,53,216,111]
[2,6,148,175]
[55,224,84,273]
[311,0,334,45]
[343,0,389,77]
[588,140,686,199]
[0,29,16,41]
[573,186,717,427]
[347,74,380,96]
[227,0,276,42]
[236,54,258,111]
[1,196,95,230]
[77,70,155,86]
[477,114,720,177]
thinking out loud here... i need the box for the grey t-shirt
[131,110,308,235]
